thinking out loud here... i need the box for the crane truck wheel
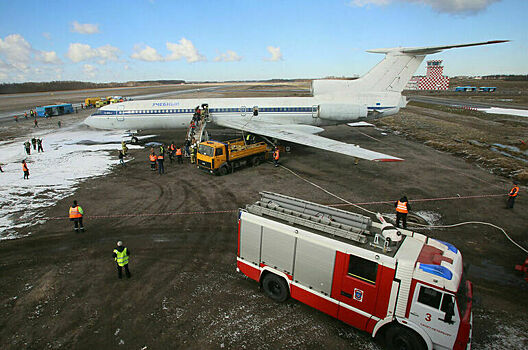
[262,273,289,303]
[219,165,229,176]
[385,326,426,350]
[252,156,260,167]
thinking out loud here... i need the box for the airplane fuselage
[84,94,403,130]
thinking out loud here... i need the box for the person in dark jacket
[112,241,131,279]
[395,196,411,229]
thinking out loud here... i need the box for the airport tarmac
[0,85,527,349]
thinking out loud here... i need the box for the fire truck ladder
[246,192,372,244]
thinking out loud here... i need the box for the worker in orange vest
[507,181,520,209]
[395,196,411,229]
[169,142,176,163]
[69,200,85,232]
[157,152,165,175]
[176,146,183,164]
[149,152,157,171]
[22,160,29,179]
[273,147,280,167]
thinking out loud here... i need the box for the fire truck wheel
[385,326,426,350]
[262,273,289,303]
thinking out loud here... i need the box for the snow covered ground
[477,107,528,117]
[0,124,143,240]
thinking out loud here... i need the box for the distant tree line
[0,80,186,94]
[482,75,528,81]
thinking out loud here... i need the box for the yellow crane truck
[84,97,101,107]
[197,139,270,175]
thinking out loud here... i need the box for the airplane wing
[213,118,402,162]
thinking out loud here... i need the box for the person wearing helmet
[112,241,131,279]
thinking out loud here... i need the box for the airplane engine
[318,103,368,122]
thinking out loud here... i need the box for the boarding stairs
[185,107,210,145]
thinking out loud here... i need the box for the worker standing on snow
[113,241,131,279]
[273,147,280,167]
[31,137,37,150]
[37,138,44,152]
[24,141,31,155]
[507,181,520,209]
[69,200,85,232]
[395,196,411,229]
[22,160,29,179]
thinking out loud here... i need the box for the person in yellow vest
[394,196,411,229]
[69,200,84,232]
[273,147,280,167]
[149,152,157,171]
[507,181,520,209]
[112,241,131,279]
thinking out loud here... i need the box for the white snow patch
[477,107,528,118]
[0,124,143,239]
[414,210,442,226]
[347,122,375,127]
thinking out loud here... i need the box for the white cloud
[66,43,120,63]
[36,51,62,64]
[264,46,283,61]
[214,50,242,62]
[0,34,32,71]
[71,21,100,34]
[42,32,52,40]
[349,0,499,14]
[130,44,164,62]
[83,64,97,78]
[166,38,206,63]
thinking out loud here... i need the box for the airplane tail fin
[312,40,508,95]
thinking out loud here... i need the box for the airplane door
[116,105,124,121]
[336,254,380,330]
[241,106,246,117]
[312,105,318,119]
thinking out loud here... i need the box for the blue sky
[0,0,526,83]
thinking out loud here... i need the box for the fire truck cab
[236,192,473,350]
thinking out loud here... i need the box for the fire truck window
[418,286,442,309]
[215,148,223,156]
[347,255,378,284]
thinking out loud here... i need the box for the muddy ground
[1,86,527,349]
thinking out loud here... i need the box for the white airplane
[84,40,507,162]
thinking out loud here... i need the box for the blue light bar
[419,264,453,280]
[434,239,458,254]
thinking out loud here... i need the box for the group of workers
[24,137,44,155]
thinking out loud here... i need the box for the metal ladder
[246,192,371,244]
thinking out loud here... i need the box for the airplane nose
[84,115,97,128]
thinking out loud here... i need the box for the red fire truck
[236,192,473,350]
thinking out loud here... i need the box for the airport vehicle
[197,139,269,175]
[85,40,507,162]
[85,97,101,107]
[36,103,74,117]
[237,192,473,350]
